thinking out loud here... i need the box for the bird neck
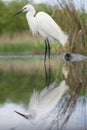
[26,11,37,36]
[26,8,36,18]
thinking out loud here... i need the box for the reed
[57,0,87,53]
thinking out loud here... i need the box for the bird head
[14,4,35,16]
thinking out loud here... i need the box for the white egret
[15,81,69,121]
[14,4,69,63]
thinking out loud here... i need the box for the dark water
[0,54,87,130]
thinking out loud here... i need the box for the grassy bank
[0,41,42,54]
[0,41,63,55]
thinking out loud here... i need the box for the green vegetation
[0,0,28,34]
[0,41,43,54]
[0,41,63,54]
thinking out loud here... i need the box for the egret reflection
[14,80,69,122]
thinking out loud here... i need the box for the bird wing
[36,12,68,45]
[28,89,39,111]
[39,80,69,114]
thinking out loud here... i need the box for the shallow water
[0,54,87,130]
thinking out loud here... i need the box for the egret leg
[44,62,48,87]
[44,39,48,87]
[44,38,51,88]
[46,38,50,67]
[47,39,51,88]
[44,61,51,88]
[44,39,48,64]
[47,65,51,88]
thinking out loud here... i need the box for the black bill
[13,8,24,16]
[14,110,28,119]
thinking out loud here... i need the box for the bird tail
[29,89,39,110]
[59,31,69,46]
[56,25,69,46]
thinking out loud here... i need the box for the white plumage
[35,12,68,45]
[24,4,68,46]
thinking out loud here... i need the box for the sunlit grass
[0,41,63,54]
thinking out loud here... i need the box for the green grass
[0,41,43,54]
[0,41,63,54]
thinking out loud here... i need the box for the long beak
[13,8,24,16]
[14,110,29,119]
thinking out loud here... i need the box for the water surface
[0,54,87,130]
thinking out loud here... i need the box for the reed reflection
[59,61,87,130]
